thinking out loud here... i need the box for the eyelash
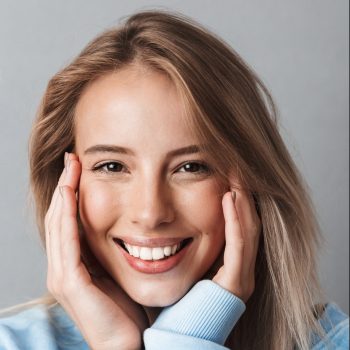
[91,161,212,176]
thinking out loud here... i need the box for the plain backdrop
[0,0,348,313]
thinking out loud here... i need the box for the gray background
[0,1,348,313]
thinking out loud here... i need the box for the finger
[234,190,261,280]
[47,154,81,276]
[222,191,244,278]
[228,173,259,226]
[48,189,64,281]
[63,153,81,190]
[246,193,261,263]
[45,164,67,275]
[80,234,109,278]
[45,222,52,272]
[233,190,260,239]
[47,153,81,239]
[245,191,261,231]
[45,168,67,229]
[93,276,149,331]
[45,152,78,226]
[60,185,82,271]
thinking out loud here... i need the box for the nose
[128,175,175,231]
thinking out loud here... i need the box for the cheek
[178,182,226,279]
[78,180,117,235]
[181,181,225,234]
[177,181,226,273]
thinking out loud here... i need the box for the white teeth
[139,247,153,260]
[125,243,132,253]
[122,241,183,261]
[152,247,165,260]
[131,246,140,258]
[163,246,172,256]
[171,244,178,255]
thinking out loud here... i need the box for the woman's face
[75,66,226,306]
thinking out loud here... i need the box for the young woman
[0,9,348,350]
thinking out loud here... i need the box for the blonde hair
[23,9,329,349]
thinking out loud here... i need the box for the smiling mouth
[113,238,193,261]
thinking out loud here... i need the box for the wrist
[151,280,245,345]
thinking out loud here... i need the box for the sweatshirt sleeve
[311,303,349,350]
[144,280,246,349]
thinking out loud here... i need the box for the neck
[143,306,163,326]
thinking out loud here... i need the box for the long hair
[28,9,327,349]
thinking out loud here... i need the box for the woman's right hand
[45,153,149,350]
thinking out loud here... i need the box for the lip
[113,238,193,274]
[113,236,188,248]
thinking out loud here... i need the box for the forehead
[74,67,196,153]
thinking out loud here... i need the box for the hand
[45,152,149,350]
[212,188,261,303]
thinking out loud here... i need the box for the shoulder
[312,302,349,349]
[0,303,88,350]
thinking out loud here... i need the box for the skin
[75,67,228,307]
[45,66,261,349]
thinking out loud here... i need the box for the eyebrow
[83,144,202,158]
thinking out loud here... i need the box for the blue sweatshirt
[0,280,348,349]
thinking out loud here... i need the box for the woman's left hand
[212,189,261,303]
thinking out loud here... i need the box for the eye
[177,161,211,175]
[91,161,212,176]
[92,161,126,174]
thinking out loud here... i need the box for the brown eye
[93,162,125,173]
[178,162,211,174]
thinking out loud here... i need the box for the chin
[127,281,191,307]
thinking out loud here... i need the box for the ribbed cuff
[151,280,246,345]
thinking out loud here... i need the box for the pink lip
[114,240,193,274]
[113,236,187,248]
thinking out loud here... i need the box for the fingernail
[231,190,236,203]
[59,186,64,198]
[64,152,68,166]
